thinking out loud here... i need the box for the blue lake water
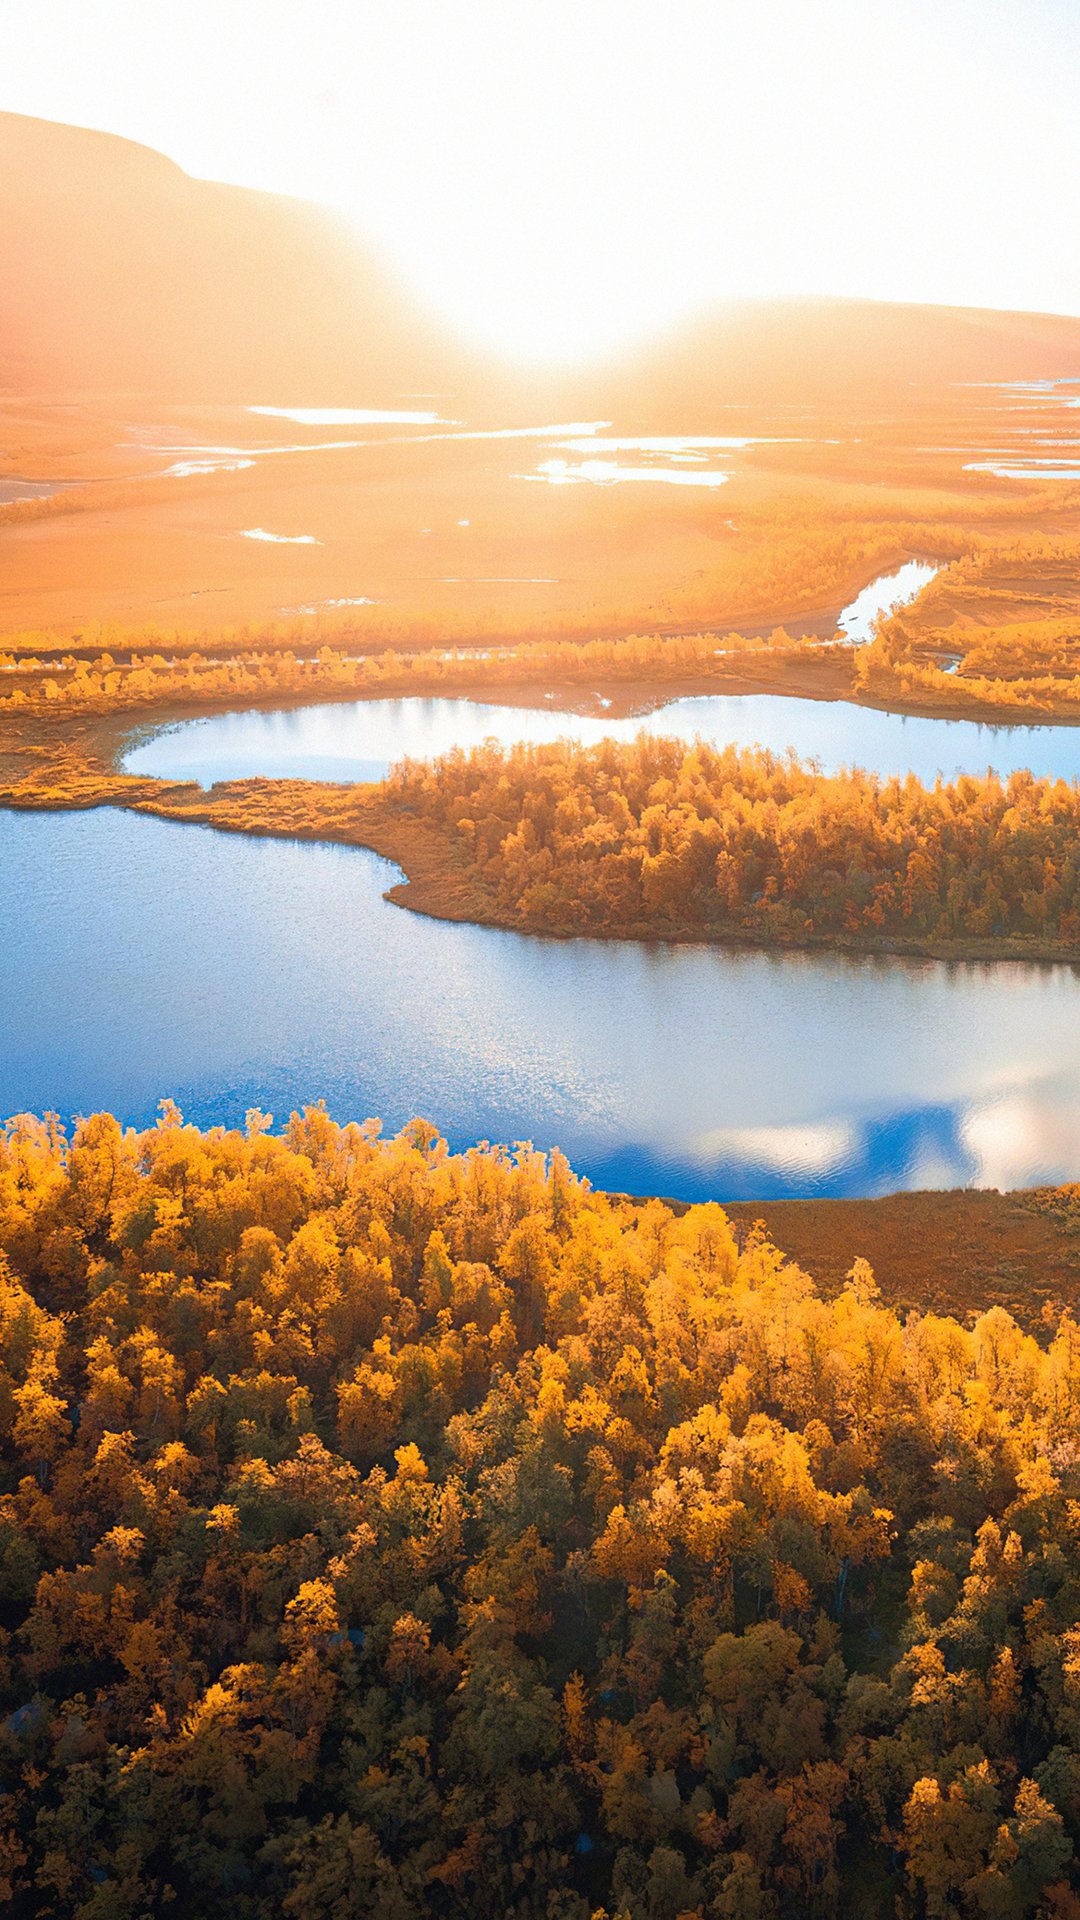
[123,689,1080,789]
[4,806,1080,1201]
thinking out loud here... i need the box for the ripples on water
[4,808,1080,1201]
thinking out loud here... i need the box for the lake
[4,806,1080,1201]
[123,686,1080,789]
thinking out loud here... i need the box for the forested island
[16,736,1080,965]
[2,1108,1080,1917]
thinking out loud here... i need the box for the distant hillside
[593,294,1080,423]
[0,112,481,406]
[4,111,1080,415]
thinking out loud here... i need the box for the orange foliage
[380,736,1080,952]
[0,1109,1078,1913]
[860,538,1080,715]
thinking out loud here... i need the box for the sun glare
[6,0,1080,364]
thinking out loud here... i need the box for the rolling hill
[0,111,482,406]
[4,111,1080,416]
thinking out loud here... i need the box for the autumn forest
[7,32,1080,1920]
[3,1109,1080,1919]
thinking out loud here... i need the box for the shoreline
[6,690,1080,966]
[113,782,1080,971]
[3,745,1080,970]
[663,1186,1080,1327]
[99,652,1080,732]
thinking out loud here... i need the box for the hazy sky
[4,0,1078,362]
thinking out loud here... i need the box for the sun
[6,0,1080,365]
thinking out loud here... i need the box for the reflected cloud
[617,1100,984,1203]
[10,807,1080,1206]
[670,1086,1080,1205]
[689,1119,856,1173]
[961,1084,1080,1190]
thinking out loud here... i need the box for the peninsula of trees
[8,735,1080,963]
[369,738,1080,952]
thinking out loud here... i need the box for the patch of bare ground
[719,1187,1080,1327]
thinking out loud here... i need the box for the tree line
[0,630,811,724]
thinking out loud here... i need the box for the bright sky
[4,0,1079,364]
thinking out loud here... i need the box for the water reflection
[125,686,1080,789]
[554,434,763,454]
[240,528,320,545]
[528,456,731,487]
[965,460,1080,481]
[586,1100,985,1203]
[836,559,938,642]
[0,478,58,503]
[249,406,444,426]
[4,808,1080,1201]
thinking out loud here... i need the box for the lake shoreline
[118,779,1080,970]
[86,653,1080,735]
[5,799,1080,1206]
[5,721,1080,968]
[11,632,1080,776]
[8,695,1080,965]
